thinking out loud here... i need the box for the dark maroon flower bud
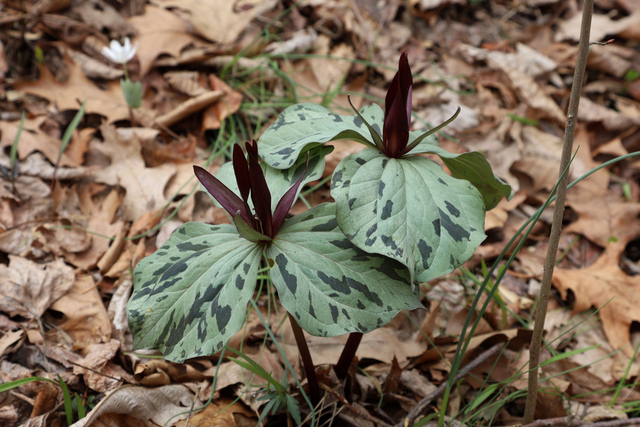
[383,52,413,158]
[194,140,308,242]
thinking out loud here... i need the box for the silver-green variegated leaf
[259,103,384,169]
[266,203,423,337]
[408,131,512,210]
[260,103,511,211]
[206,144,332,211]
[331,148,486,284]
[127,222,262,362]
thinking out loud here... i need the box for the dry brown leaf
[578,97,640,132]
[565,185,640,248]
[150,0,277,44]
[201,74,243,132]
[174,397,256,427]
[459,43,556,79]
[92,124,177,221]
[128,5,202,76]
[70,384,198,427]
[65,48,124,81]
[282,324,427,366]
[492,61,565,123]
[164,71,206,97]
[47,273,112,351]
[0,256,74,319]
[0,330,23,356]
[73,0,136,37]
[553,242,640,357]
[73,339,129,392]
[60,186,125,270]
[13,57,131,123]
[556,12,636,42]
[107,272,133,352]
[0,117,76,166]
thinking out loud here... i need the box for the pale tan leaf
[0,256,74,319]
[47,274,112,351]
[92,124,176,221]
[127,5,199,76]
[553,242,640,357]
[150,0,277,44]
[70,384,198,427]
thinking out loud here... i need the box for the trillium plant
[127,53,512,408]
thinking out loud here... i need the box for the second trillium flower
[194,140,307,242]
[350,52,460,158]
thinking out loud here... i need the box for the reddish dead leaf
[553,242,640,357]
[201,74,243,132]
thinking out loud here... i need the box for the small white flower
[102,37,138,64]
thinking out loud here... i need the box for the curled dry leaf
[70,384,198,427]
[0,256,74,319]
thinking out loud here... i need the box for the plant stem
[287,313,320,407]
[334,332,363,380]
[522,0,594,422]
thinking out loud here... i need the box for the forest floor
[1,0,640,426]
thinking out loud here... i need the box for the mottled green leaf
[331,148,486,283]
[408,131,513,210]
[206,144,331,212]
[267,203,423,337]
[127,222,262,362]
[260,102,510,210]
[259,103,384,169]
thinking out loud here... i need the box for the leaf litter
[1,0,640,425]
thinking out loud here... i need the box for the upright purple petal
[383,52,413,158]
[272,153,309,234]
[194,165,250,224]
[246,140,273,237]
[233,143,251,203]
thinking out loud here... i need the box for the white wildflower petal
[102,38,138,64]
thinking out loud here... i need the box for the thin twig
[522,0,594,422]
[398,343,503,427]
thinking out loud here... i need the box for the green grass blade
[10,111,25,178]
[75,393,86,419]
[0,376,43,392]
[57,374,74,426]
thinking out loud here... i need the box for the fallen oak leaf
[13,56,132,123]
[553,241,640,357]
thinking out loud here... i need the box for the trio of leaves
[128,53,512,362]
